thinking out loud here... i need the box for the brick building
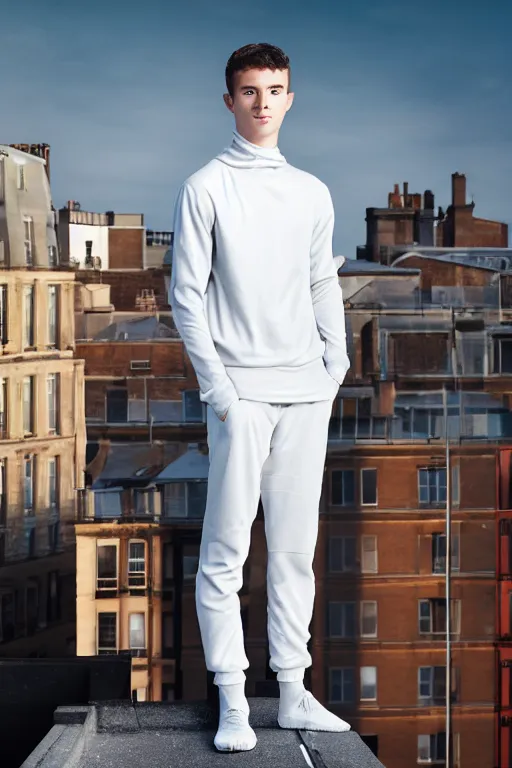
[359,172,508,264]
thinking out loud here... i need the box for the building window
[331,470,355,506]
[418,467,447,506]
[418,666,445,703]
[182,390,205,422]
[432,532,460,573]
[17,165,25,191]
[162,482,207,519]
[48,456,59,512]
[97,612,117,654]
[361,601,378,638]
[23,217,34,265]
[48,286,58,346]
[24,454,35,514]
[47,373,59,434]
[361,535,377,573]
[94,489,122,518]
[183,554,199,580]
[128,541,146,588]
[0,593,15,643]
[361,468,377,505]
[23,376,35,435]
[360,666,377,701]
[129,613,145,650]
[48,246,58,267]
[418,733,446,763]
[328,536,356,572]
[0,377,7,439]
[134,490,154,517]
[106,388,128,423]
[97,543,118,591]
[328,601,356,638]
[494,338,512,374]
[0,284,7,345]
[85,241,93,262]
[23,285,34,348]
[329,668,355,704]
[419,598,461,635]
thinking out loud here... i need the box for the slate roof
[156,444,209,482]
[22,699,386,768]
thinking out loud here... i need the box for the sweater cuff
[325,354,351,386]
[199,378,239,420]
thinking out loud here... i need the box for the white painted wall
[69,224,109,268]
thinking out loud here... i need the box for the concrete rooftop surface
[22,698,386,768]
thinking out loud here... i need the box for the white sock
[279,680,306,711]
[218,682,249,715]
[214,683,256,752]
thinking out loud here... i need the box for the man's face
[223,67,294,147]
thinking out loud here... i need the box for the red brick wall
[108,228,144,269]
[75,269,170,311]
[76,341,189,378]
[396,255,491,288]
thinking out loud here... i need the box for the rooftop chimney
[452,172,467,207]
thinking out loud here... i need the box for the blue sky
[2,0,510,257]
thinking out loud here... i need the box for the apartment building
[0,145,86,657]
[311,251,512,768]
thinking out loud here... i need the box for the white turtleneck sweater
[169,129,350,419]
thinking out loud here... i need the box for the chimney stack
[452,172,467,207]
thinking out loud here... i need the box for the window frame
[360,468,378,506]
[331,469,356,507]
[328,535,357,573]
[96,541,119,592]
[128,540,146,589]
[328,667,356,704]
[360,666,377,702]
[97,611,118,654]
[418,466,447,506]
[128,612,146,650]
[361,535,378,573]
[360,600,378,638]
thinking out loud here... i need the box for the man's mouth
[254,116,271,121]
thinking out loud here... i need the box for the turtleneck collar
[215,128,287,170]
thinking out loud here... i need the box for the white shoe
[278,691,351,732]
[214,708,257,752]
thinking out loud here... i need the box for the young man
[169,43,351,753]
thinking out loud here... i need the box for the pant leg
[260,400,333,682]
[196,398,275,686]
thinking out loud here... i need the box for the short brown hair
[225,43,291,99]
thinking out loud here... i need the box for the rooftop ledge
[21,698,386,768]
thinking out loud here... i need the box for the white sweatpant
[195,397,334,687]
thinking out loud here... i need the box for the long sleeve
[168,181,239,419]
[310,183,350,386]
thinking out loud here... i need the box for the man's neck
[235,126,279,149]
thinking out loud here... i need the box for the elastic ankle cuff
[214,671,246,686]
[277,668,305,683]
